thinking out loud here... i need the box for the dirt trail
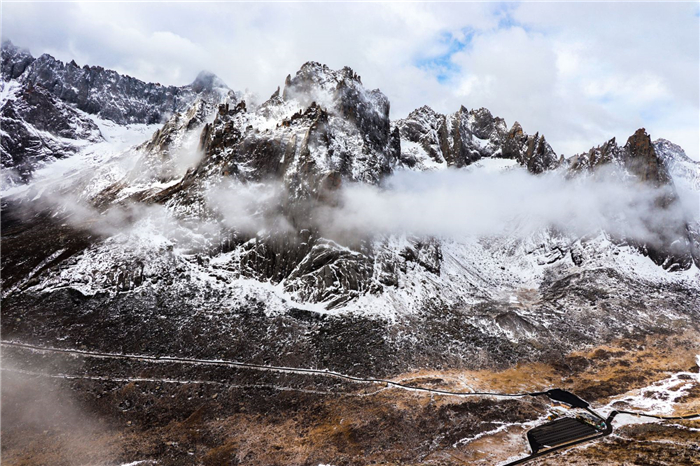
[0,340,541,399]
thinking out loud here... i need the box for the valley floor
[2,330,699,465]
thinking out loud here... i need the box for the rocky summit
[1,41,699,466]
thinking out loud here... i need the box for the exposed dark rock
[395,105,558,172]
[1,40,35,80]
[568,129,696,270]
[1,83,103,182]
[502,123,560,174]
[1,41,236,185]
[1,46,698,401]
[2,41,232,126]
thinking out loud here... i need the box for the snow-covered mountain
[0,40,234,184]
[2,43,699,375]
[395,104,560,173]
[654,138,700,191]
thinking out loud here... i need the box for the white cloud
[198,165,695,250]
[2,2,698,159]
[320,166,693,247]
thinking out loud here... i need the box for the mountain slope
[1,48,698,379]
[0,40,234,183]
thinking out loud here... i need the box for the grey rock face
[395,105,450,166]
[395,105,558,172]
[133,92,235,183]
[22,54,190,125]
[2,46,698,338]
[194,62,397,190]
[568,129,697,270]
[161,63,401,307]
[1,41,35,80]
[502,121,560,174]
[2,50,699,387]
[1,40,233,184]
[1,83,103,183]
[283,61,397,178]
[6,83,103,141]
[2,40,230,126]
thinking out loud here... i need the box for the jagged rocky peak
[0,40,222,125]
[621,128,672,187]
[502,122,559,174]
[568,129,674,187]
[22,53,189,124]
[396,103,558,172]
[193,61,397,192]
[654,138,695,164]
[567,128,697,270]
[462,106,508,141]
[159,63,400,308]
[0,39,241,186]
[190,70,229,93]
[406,104,444,123]
[279,61,392,153]
[283,61,363,99]
[395,105,449,167]
[568,129,670,185]
[1,40,35,80]
[134,94,236,184]
[567,137,618,172]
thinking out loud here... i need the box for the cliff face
[0,40,234,183]
[0,82,104,183]
[0,41,35,80]
[395,105,559,173]
[568,129,697,270]
[2,40,208,125]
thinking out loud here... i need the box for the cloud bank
[205,165,694,250]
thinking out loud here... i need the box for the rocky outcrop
[1,40,231,126]
[502,122,560,174]
[133,91,234,183]
[1,41,35,80]
[2,42,698,317]
[1,40,234,184]
[283,61,397,178]
[1,82,103,183]
[622,128,673,187]
[568,129,670,184]
[173,63,402,307]
[395,105,559,173]
[395,105,450,167]
[193,62,397,190]
[568,129,697,270]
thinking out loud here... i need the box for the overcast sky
[2,1,698,160]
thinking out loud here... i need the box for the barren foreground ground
[2,330,699,466]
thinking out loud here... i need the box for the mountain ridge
[1,43,699,376]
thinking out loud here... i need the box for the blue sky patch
[415,28,474,84]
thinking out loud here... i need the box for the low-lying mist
[10,161,696,256]
[1,356,116,465]
[209,165,695,249]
